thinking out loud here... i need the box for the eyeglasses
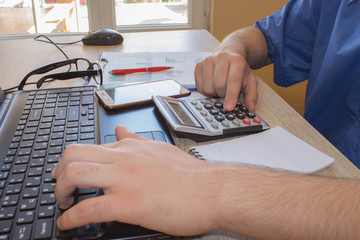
[17,58,103,90]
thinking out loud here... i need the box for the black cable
[34,35,71,60]
[34,37,82,45]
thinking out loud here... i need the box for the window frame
[87,0,210,33]
[0,0,210,39]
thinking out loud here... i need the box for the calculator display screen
[168,101,197,127]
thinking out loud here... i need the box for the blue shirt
[255,0,360,167]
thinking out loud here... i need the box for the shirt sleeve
[254,0,322,87]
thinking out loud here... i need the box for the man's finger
[55,162,114,209]
[242,73,258,111]
[213,54,230,98]
[194,61,204,93]
[223,59,244,111]
[53,144,115,179]
[57,194,124,231]
[200,57,216,96]
[115,125,149,141]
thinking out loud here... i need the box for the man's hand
[195,51,258,111]
[52,125,219,236]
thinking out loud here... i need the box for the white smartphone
[95,79,191,110]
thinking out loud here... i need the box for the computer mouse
[82,29,124,46]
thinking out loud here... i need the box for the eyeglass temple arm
[36,70,99,89]
[18,59,80,90]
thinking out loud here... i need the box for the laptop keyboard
[0,86,105,239]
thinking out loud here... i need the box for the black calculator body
[153,95,270,137]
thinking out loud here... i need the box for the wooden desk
[1,30,359,239]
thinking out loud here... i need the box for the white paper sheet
[100,52,212,88]
[189,126,334,174]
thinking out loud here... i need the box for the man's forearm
[214,26,271,69]
[212,165,360,240]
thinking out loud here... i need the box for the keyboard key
[42,108,54,117]
[22,188,39,199]
[9,174,25,184]
[80,133,95,140]
[19,199,37,211]
[0,173,9,180]
[0,207,16,220]
[68,106,80,122]
[28,167,43,177]
[36,136,49,143]
[34,219,53,239]
[40,193,56,205]
[81,126,95,133]
[14,156,30,165]
[16,211,35,224]
[29,109,42,121]
[38,205,55,218]
[20,141,34,148]
[55,107,67,120]
[25,177,41,187]
[2,195,19,207]
[22,134,36,141]
[81,95,94,105]
[30,158,44,167]
[0,220,12,233]
[5,184,22,195]
[13,224,32,240]
[18,148,32,156]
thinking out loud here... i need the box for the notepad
[188,126,334,174]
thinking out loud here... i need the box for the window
[0,0,209,36]
[0,0,89,35]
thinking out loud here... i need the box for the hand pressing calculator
[153,95,270,136]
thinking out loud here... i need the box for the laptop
[0,85,174,239]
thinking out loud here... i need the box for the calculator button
[200,99,207,104]
[253,117,261,124]
[200,111,207,116]
[210,98,217,104]
[220,109,229,114]
[195,105,202,111]
[225,113,235,121]
[236,102,243,107]
[205,116,213,123]
[232,119,241,126]
[211,122,219,129]
[214,102,223,109]
[240,105,249,112]
[191,101,198,106]
[232,107,240,113]
[209,109,219,115]
[204,103,213,110]
[243,118,251,125]
[221,121,230,128]
[235,113,246,119]
[246,111,256,118]
[214,115,225,122]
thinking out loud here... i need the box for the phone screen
[96,79,190,109]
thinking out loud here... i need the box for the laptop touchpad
[104,131,167,143]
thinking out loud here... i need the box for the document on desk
[188,126,334,174]
[100,52,212,88]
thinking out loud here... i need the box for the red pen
[109,66,173,75]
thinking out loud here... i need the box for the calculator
[153,95,270,136]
